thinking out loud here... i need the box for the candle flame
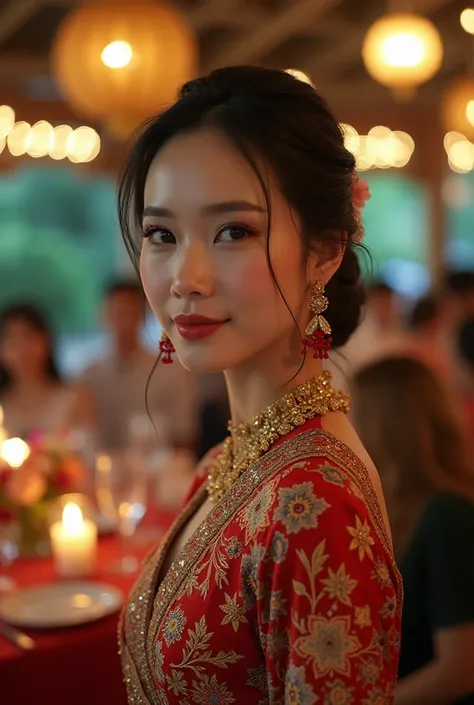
[63,502,83,534]
[1,437,30,467]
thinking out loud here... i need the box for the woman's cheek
[140,252,168,321]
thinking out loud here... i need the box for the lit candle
[50,502,97,578]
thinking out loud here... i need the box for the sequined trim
[120,429,402,704]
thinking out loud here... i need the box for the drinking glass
[0,521,19,594]
[95,450,148,574]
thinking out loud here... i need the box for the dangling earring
[301,281,333,360]
[159,330,175,364]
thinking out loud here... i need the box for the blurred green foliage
[0,165,121,333]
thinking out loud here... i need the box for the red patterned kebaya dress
[119,415,402,705]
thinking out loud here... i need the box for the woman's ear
[306,231,346,285]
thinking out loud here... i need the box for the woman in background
[0,304,94,439]
[352,356,474,704]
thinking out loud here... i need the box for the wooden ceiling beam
[203,0,345,70]
[0,0,44,48]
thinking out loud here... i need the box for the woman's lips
[173,314,228,341]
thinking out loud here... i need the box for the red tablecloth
[1,508,176,705]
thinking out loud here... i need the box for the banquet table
[0,507,176,705]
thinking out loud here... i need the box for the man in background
[328,281,402,390]
[80,280,198,452]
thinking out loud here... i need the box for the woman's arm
[249,457,401,703]
[397,494,474,704]
[396,624,474,704]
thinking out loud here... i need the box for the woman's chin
[174,344,238,375]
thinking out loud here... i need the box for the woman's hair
[0,303,61,392]
[351,356,474,557]
[118,65,366,348]
[458,316,474,370]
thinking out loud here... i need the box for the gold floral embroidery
[321,565,358,607]
[372,560,391,588]
[191,673,235,705]
[294,614,361,678]
[169,615,243,676]
[291,541,329,613]
[362,687,389,705]
[354,606,372,629]
[219,593,248,632]
[358,658,381,686]
[347,516,375,562]
[237,481,276,544]
[325,678,354,704]
[165,669,187,697]
[380,597,396,621]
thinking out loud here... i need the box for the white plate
[0,582,124,629]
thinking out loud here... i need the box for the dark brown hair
[352,356,474,557]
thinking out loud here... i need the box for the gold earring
[301,281,333,359]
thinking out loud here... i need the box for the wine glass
[95,450,148,574]
[0,521,19,594]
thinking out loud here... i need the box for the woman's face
[140,128,317,374]
[0,320,50,379]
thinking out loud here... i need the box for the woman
[0,304,94,438]
[118,66,401,704]
[352,356,474,704]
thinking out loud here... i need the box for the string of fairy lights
[0,106,100,163]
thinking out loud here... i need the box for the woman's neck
[224,353,324,427]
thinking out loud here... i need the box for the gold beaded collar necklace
[207,371,349,503]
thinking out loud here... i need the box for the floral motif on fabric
[237,481,276,544]
[273,481,330,534]
[120,426,402,705]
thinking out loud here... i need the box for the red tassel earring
[159,330,175,364]
[301,281,333,360]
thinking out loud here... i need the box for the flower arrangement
[0,432,87,555]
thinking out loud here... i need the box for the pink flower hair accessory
[352,176,371,242]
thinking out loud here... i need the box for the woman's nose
[170,243,215,299]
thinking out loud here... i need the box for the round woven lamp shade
[51,0,197,137]
[362,12,443,98]
[443,77,474,141]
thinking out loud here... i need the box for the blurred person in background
[0,303,93,438]
[403,293,454,380]
[457,316,474,451]
[352,356,474,705]
[329,280,402,389]
[445,271,474,324]
[80,279,198,452]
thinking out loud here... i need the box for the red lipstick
[173,314,228,341]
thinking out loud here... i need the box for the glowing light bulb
[460,8,474,35]
[381,33,426,68]
[101,40,133,69]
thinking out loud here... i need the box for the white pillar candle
[50,502,97,578]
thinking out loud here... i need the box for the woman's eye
[142,226,176,245]
[216,225,255,243]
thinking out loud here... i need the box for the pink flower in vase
[6,466,47,507]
